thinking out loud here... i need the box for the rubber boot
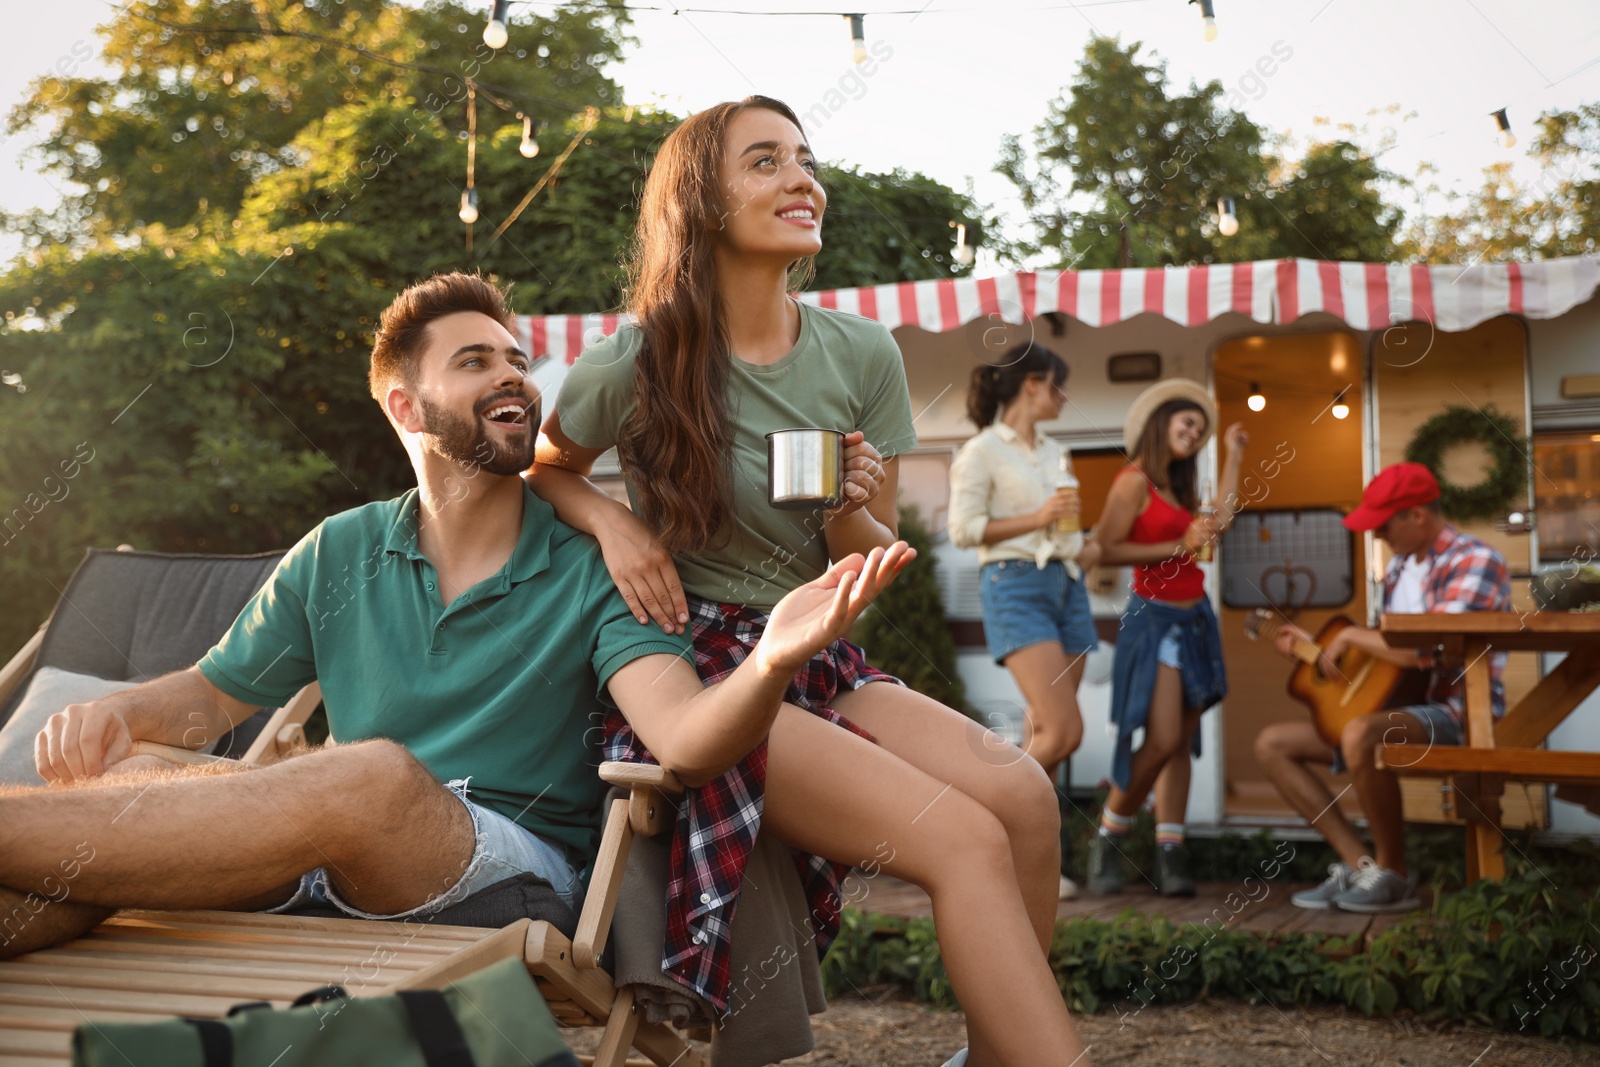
[1086,832,1125,896]
[1156,843,1197,897]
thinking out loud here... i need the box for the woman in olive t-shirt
[528,96,1084,1061]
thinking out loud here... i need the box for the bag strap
[396,989,476,1067]
[291,985,348,1007]
[182,1018,233,1067]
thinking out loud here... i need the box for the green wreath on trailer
[1402,404,1529,523]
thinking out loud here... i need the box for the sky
[3,0,1600,269]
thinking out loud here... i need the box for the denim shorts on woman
[980,559,1099,664]
[263,777,582,920]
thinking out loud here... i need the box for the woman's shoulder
[572,322,644,371]
[800,302,896,351]
[952,425,1000,459]
[1111,465,1151,496]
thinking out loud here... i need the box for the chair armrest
[241,682,322,765]
[599,761,684,795]
[0,623,48,711]
[128,741,229,766]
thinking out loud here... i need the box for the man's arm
[1325,625,1422,668]
[605,544,912,787]
[35,667,259,784]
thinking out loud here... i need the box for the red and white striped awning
[515,256,1600,365]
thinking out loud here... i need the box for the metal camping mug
[766,428,846,511]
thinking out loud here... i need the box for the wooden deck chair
[0,548,708,1067]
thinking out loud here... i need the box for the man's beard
[416,394,537,477]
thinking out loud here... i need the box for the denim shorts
[1157,625,1182,670]
[264,778,581,920]
[980,559,1099,664]
[1331,703,1465,774]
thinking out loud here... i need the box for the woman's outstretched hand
[755,542,915,677]
[594,506,690,634]
[826,431,886,519]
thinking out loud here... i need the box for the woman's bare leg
[998,641,1087,788]
[831,682,1061,953]
[764,702,1087,1066]
[1152,707,1205,826]
[1102,664,1185,819]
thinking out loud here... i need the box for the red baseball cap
[1343,462,1441,532]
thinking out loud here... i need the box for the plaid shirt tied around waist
[1381,525,1512,723]
[602,596,900,1011]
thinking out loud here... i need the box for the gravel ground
[569,991,1600,1066]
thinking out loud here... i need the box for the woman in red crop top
[1084,380,1247,898]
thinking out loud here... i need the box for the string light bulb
[519,115,540,159]
[1190,0,1218,41]
[1247,382,1265,412]
[458,188,479,225]
[847,13,868,64]
[951,222,975,266]
[1217,196,1239,237]
[1491,108,1516,149]
[483,0,510,50]
[1331,391,1350,420]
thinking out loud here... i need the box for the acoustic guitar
[1243,610,1429,747]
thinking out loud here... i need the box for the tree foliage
[1409,102,1600,263]
[3,0,631,250]
[999,36,1408,268]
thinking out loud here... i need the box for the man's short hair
[368,272,515,403]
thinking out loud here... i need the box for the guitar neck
[1288,637,1323,665]
[1252,614,1324,664]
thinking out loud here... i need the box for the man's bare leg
[0,883,111,958]
[1341,712,1433,877]
[0,754,307,959]
[1255,720,1370,868]
[0,740,474,935]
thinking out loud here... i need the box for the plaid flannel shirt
[602,597,899,1012]
[1381,525,1512,723]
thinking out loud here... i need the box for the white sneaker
[1059,874,1080,900]
[941,1050,968,1067]
[1290,861,1357,910]
[1331,857,1421,913]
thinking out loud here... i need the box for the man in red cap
[1254,462,1511,912]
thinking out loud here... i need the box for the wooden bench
[1378,612,1600,883]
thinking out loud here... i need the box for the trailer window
[1534,431,1600,562]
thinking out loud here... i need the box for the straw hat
[1122,379,1218,454]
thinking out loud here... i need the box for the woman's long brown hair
[1132,399,1205,513]
[618,95,816,555]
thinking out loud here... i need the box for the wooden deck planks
[848,876,1406,942]
[0,910,519,1063]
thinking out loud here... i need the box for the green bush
[824,872,1600,1040]
[850,505,968,715]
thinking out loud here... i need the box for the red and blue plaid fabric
[601,596,900,1011]
[1381,525,1512,723]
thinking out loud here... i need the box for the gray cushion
[0,666,139,785]
[1,548,288,734]
[32,548,285,684]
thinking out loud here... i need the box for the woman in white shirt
[949,342,1102,899]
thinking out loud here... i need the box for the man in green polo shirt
[0,272,910,957]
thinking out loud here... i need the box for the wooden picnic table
[1378,612,1600,883]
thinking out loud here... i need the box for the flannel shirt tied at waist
[1109,594,1228,790]
[602,596,901,1012]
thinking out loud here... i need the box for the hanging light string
[128,8,595,122]
[486,107,602,246]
